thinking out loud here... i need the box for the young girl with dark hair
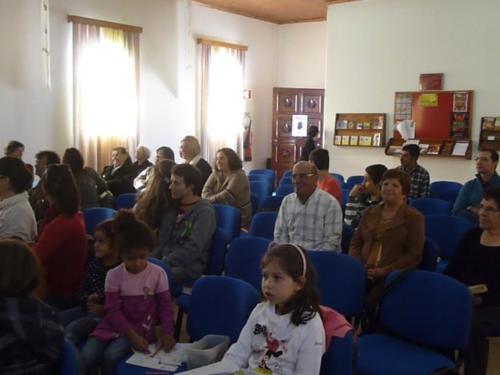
[0,239,64,374]
[81,210,175,375]
[63,220,121,344]
[34,164,87,310]
[203,243,325,374]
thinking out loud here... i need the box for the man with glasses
[274,161,342,251]
[453,148,500,223]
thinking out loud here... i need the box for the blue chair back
[425,215,474,259]
[259,195,284,212]
[213,203,241,242]
[380,270,472,350]
[308,251,366,317]
[248,174,274,187]
[225,237,271,291]
[321,330,357,375]
[437,189,460,206]
[418,238,438,272]
[341,223,353,254]
[250,193,259,217]
[346,175,364,190]
[278,176,293,186]
[250,181,274,206]
[83,207,117,235]
[59,339,78,375]
[410,198,452,216]
[187,276,260,343]
[281,170,292,179]
[341,188,350,206]
[114,193,137,209]
[148,257,182,297]
[430,181,463,198]
[275,183,294,196]
[206,228,227,275]
[248,212,278,240]
[248,169,276,186]
[331,173,345,184]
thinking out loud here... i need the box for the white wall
[277,22,327,89]
[325,0,500,183]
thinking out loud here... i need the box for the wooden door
[271,87,324,181]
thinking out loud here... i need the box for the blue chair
[331,173,345,184]
[148,257,182,297]
[248,169,276,186]
[278,176,293,186]
[83,207,117,235]
[430,181,463,201]
[275,183,294,196]
[187,276,260,343]
[282,170,292,179]
[346,175,364,190]
[410,198,452,216]
[341,188,350,206]
[341,223,353,254]
[418,238,438,272]
[259,195,284,212]
[225,237,271,291]
[437,189,460,206]
[357,270,472,375]
[250,193,259,217]
[321,330,357,375]
[213,203,241,242]
[248,174,274,187]
[308,251,366,317]
[206,228,227,276]
[250,180,274,206]
[59,339,78,375]
[114,193,137,209]
[247,212,278,240]
[425,215,474,272]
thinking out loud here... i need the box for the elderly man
[133,146,175,193]
[274,161,343,251]
[130,145,153,179]
[179,136,212,188]
[453,148,500,223]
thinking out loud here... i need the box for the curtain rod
[197,37,248,51]
[67,15,143,33]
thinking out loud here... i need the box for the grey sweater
[154,199,216,284]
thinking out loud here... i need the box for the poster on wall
[453,92,468,112]
[292,115,308,137]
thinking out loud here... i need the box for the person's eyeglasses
[292,173,316,180]
[479,205,499,214]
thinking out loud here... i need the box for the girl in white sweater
[196,243,325,375]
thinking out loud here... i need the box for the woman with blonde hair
[135,159,176,231]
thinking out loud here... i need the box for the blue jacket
[452,172,500,222]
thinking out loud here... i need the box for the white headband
[291,244,307,278]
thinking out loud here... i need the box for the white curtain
[72,22,140,172]
[199,43,245,164]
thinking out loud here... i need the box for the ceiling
[194,0,358,24]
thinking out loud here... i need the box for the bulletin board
[393,90,473,140]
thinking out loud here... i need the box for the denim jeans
[59,306,86,327]
[65,316,100,346]
[81,336,131,375]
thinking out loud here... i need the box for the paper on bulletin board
[292,115,308,137]
[419,93,438,107]
[396,120,416,140]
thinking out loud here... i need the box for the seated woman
[101,146,135,197]
[0,156,36,242]
[445,187,500,375]
[63,147,107,209]
[135,159,176,231]
[34,164,87,310]
[344,164,387,229]
[202,148,251,227]
[349,169,424,303]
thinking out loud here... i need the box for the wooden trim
[327,0,360,4]
[197,38,248,51]
[67,15,142,33]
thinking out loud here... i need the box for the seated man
[29,150,60,221]
[453,148,500,223]
[274,161,342,251]
[153,164,216,285]
[399,144,430,199]
[101,147,135,197]
[129,145,153,179]
[133,146,175,193]
[179,136,212,188]
[308,148,341,204]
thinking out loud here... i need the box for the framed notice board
[393,90,473,139]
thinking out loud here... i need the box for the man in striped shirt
[274,161,343,251]
[399,144,430,199]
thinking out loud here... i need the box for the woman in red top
[34,164,87,310]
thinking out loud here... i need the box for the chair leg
[174,309,184,341]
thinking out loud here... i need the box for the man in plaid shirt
[274,161,343,251]
[399,144,430,199]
